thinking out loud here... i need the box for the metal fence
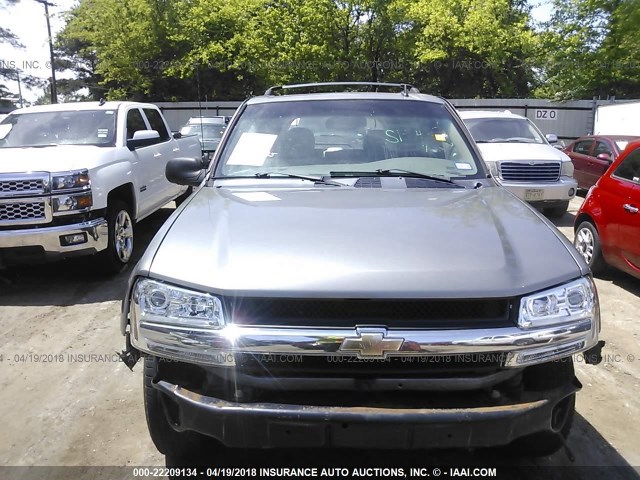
[156,98,636,143]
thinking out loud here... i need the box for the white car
[0,101,201,272]
[459,110,577,217]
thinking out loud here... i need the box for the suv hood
[147,185,583,298]
[477,143,570,163]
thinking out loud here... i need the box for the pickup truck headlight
[52,192,93,212]
[134,278,225,329]
[519,276,597,329]
[561,161,574,177]
[51,170,90,191]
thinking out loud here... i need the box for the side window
[143,108,170,141]
[126,109,147,140]
[593,141,612,157]
[613,148,640,183]
[573,140,593,155]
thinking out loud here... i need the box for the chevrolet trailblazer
[120,83,603,461]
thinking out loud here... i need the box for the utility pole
[35,0,57,104]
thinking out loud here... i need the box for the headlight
[134,278,225,329]
[52,192,93,213]
[51,170,90,191]
[519,276,597,329]
[561,161,574,177]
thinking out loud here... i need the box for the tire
[144,356,205,459]
[508,393,575,457]
[98,199,134,274]
[174,187,193,208]
[544,201,569,218]
[574,221,606,274]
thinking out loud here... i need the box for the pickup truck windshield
[465,117,545,144]
[0,110,117,148]
[216,99,483,179]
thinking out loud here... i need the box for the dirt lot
[0,196,639,477]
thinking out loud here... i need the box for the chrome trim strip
[131,302,597,367]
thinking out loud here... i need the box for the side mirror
[596,152,612,162]
[545,133,558,144]
[166,157,207,187]
[127,130,160,150]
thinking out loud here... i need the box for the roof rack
[264,82,420,97]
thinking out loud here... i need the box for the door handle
[623,204,639,214]
[153,153,162,158]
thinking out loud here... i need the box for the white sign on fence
[535,109,558,120]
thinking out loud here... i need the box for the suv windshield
[464,117,545,144]
[0,110,117,148]
[215,99,483,179]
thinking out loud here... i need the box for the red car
[564,135,640,190]
[574,140,640,278]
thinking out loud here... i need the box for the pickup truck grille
[0,201,47,222]
[0,179,45,195]
[499,161,561,182]
[228,298,514,329]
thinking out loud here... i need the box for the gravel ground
[0,196,638,478]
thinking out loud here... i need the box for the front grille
[499,161,561,182]
[0,179,45,194]
[228,298,514,329]
[0,202,46,222]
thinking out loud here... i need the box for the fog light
[569,188,575,197]
[60,233,87,246]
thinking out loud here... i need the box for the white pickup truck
[0,101,201,272]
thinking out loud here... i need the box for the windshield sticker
[455,162,473,170]
[227,132,277,166]
[233,191,281,202]
[105,111,115,115]
[434,133,448,142]
[0,124,12,139]
[97,129,109,138]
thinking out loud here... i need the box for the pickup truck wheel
[508,393,575,457]
[574,221,606,274]
[144,356,205,459]
[99,200,134,273]
[544,201,569,218]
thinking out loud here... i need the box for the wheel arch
[107,183,137,220]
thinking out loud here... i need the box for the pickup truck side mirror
[545,133,558,144]
[127,130,160,150]
[596,152,612,162]
[166,157,207,187]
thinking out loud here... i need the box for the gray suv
[121,83,603,461]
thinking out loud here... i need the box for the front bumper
[0,218,108,265]
[154,379,579,449]
[497,176,577,203]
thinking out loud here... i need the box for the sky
[0,0,555,104]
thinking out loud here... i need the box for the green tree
[404,0,538,97]
[536,0,640,99]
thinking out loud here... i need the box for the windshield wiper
[330,169,464,187]
[254,172,344,186]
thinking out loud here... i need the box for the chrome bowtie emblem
[339,328,404,359]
